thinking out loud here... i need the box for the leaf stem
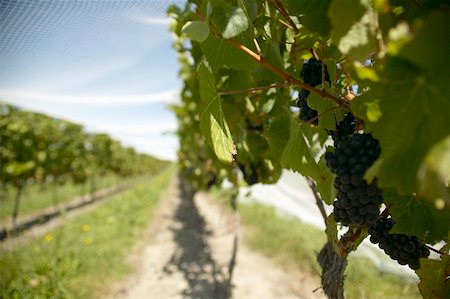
[253,38,262,56]
[301,105,341,125]
[276,18,294,30]
[310,48,320,60]
[271,0,299,34]
[425,245,448,256]
[380,205,391,217]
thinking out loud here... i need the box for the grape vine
[0,102,166,227]
[169,1,450,298]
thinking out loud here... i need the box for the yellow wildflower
[82,224,90,232]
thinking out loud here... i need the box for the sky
[0,0,187,161]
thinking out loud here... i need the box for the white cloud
[0,88,180,105]
[119,134,179,161]
[14,50,150,94]
[54,57,141,91]
[96,123,177,135]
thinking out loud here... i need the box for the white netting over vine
[0,0,185,55]
[0,0,185,161]
[0,0,185,78]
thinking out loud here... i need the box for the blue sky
[0,0,186,160]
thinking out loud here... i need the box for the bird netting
[0,0,186,76]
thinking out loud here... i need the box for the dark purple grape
[368,217,429,270]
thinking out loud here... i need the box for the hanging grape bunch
[368,217,430,270]
[325,114,383,227]
[238,163,259,185]
[296,58,331,125]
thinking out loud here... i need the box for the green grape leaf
[246,133,269,157]
[181,21,210,42]
[417,254,450,299]
[286,0,331,37]
[264,112,291,162]
[281,120,319,178]
[308,93,346,132]
[397,12,450,70]
[325,214,340,253]
[252,65,280,83]
[293,27,318,56]
[252,40,284,83]
[222,7,249,39]
[198,63,236,164]
[315,155,336,205]
[260,98,276,114]
[384,191,450,244]
[353,57,450,197]
[357,13,450,201]
[328,0,377,60]
[210,5,249,39]
[201,34,257,71]
[223,69,254,91]
[418,136,450,207]
[5,161,35,176]
[238,0,258,22]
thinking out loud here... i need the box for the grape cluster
[238,163,259,185]
[331,113,356,142]
[296,58,330,124]
[325,114,383,226]
[369,217,430,270]
[296,93,318,125]
[246,118,263,134]
[301,57,331,87]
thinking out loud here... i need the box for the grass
[0,173,142,221]
[214,189,421,299]
[0,166,175,299]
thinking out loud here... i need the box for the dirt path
[108,177,325,299]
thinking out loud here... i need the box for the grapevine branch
[306,177,328,226]
[219,82,291,96]
[276,18,294,31]
[224,38,348,107]
[194,8,347,108]
[339,228,363,255]
[269,0,299,34]
[302,105,342,125]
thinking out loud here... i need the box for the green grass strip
[0,166,175,299]
[239,200,421,299]
[0,173,143,220]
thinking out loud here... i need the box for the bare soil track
[108,177,326,299]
